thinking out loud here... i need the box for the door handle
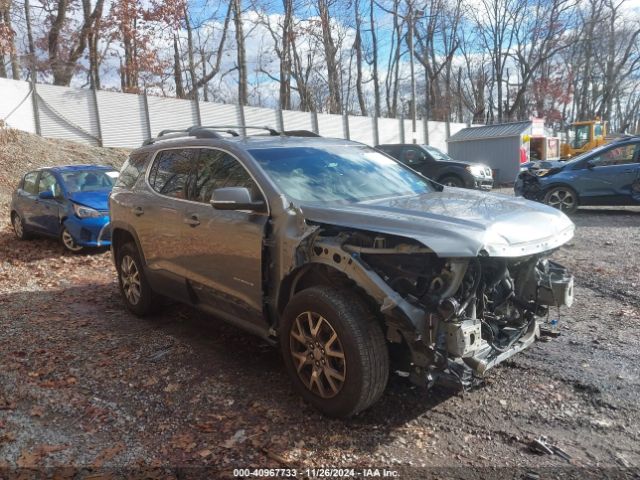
[131,206,144,216]
[184,214,200,227]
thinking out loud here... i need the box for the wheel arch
[541,182,581,201]
[111,223,146,265]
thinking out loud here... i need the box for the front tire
[116,242,158,316]
[280,286,389,418]
[543,186,578,214]
[61,227,84,252]
[439,175,464,188]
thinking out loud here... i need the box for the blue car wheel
[11,212,30,240]
[543,186,578,214]
[61,226,84,252]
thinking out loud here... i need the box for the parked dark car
[515,136,640,213]
[376,143,493,190]
[110,127,573,418]
[10,165,118,251]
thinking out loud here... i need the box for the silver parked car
[109,126,575,418]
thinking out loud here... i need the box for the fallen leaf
[17,449,41,468]
[30,406,45,417]
[92,442,125,468]
[197,449,212,458]
[223,429,247,449]
[163,383,179,393]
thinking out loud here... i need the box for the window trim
[587,142,639,168]
[144,146,270,215]
[22,170,40,195]
[37,170,61,196]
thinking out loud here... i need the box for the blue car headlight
[73,203,102,218]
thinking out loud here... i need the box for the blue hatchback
[515,137,640,213]
[10,165,119,251]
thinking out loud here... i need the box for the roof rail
[196,125,280,136]
[143,127,224,146]
[142,125,322,146]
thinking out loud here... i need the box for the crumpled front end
[303,229,574,390]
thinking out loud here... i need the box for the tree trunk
[353,0,367,115]
[184,8,198,103]
[369,0,380,117]
[317,0,341,113]
[1,8,19,79]
[233,0,248,105]
[279,0,292,110]
[173,35,185,98]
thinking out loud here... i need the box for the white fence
[0,77,469,151]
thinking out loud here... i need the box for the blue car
[515,136,640,213]
[10,165,119,251]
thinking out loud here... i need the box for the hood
[68,190,110,211]
[437,159,472,168]
[299,188,574,257]
[522,160,566,172]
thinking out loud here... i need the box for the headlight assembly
[466,165,487,177]
[73,203,102,218]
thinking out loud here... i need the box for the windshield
[249,145,435,203]
[61,170,118,193]
[423,145,454,162]
[570,125,591,149]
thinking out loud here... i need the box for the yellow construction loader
[560,120,607,159]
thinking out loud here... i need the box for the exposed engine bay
[306,228,574,389]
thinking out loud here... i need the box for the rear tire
[439,175,464,188]
[116,242,158,316]
[11,212,30,240]
[280,286,389,418]
[543,186,578,214]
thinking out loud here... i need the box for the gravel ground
[0,136,639,478]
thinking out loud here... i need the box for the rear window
[148,149,196,199]
[116,152,150,189]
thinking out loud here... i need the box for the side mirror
[210,187,265,212]
[38,190,55,200]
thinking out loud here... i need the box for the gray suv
[110,126,575,418]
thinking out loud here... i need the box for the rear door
[135,148,196,285]
[574,142,639,205]
[180,148,269,327]
[16,171,40,229]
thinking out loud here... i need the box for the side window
[190,149,260,203]
[23,172,38,195]
[590,144,637,167]
[148,149,195,199]
[401,147,427,166]
[37,171,62,197]
[116,152,149,189]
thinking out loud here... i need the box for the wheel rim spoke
[121,255,140,304]
[289,310,346,399]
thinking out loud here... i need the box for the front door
[400,146,433,177]
[32,171,63,235]
[180,148,268,326]
[575,142,640,205]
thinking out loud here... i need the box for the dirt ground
[0,132,639,479]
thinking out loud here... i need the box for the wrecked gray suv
[109,127,575,418]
